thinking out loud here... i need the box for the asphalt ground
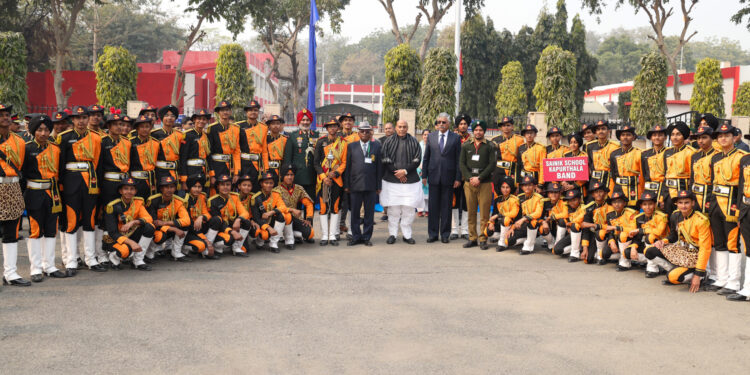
[2,215,750,374]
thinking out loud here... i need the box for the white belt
[65,162,89,171]
[211,154,231,162]
[692,184,706,194]
[156,161,177,169]
[497,160,512,168]
[0,176,19,183]
[615,177,635,185]
[644,182,661,190]
[743,196,750,205]
[268,161,281,169]
[665,179,684,188]
[104,172,126,181]
[591,171,605,179]
[713,185,731,196]
[131,171,150,179]
[26,180,49,189]
[240,153,260,161]
[187,159,205,167]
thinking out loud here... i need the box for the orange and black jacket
[57,128,100,194]
[710,147,745,222]
[130,135,159,193]
[664,143,696,196]
[98,135,131,178]
[179,128,210,183]
[186,192,211,224]
[492,194,520,227]
[491,133,524,178]
[273,183,314,219]
[633,211,669,244]
[544,198,568,224]
[146,193,191,230]
[587,139,619,188]
[341,129,360,144]
[583,201,614,240]
[154,127,184,180]
[208,192,250,225]
[690,148,716,213]
[609,146,644,205]
[736,153,750,221]
[641,146,666,184]
[22,140,61,213]
[313,135,348,188]
[104,197,153,243]
[546,144,569,159]
[566,202,587,231]
[207,121,241,177]
[239,122,268,174]
[519,192,544,225]
[251,190,291,229]
[516,142,546,183]
[663,209,713,276]
[0,132,25,179]
[265,133,288,173]
[605,207,638,243]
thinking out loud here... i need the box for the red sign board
[542,156,589,182]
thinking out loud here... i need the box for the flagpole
[307,0,320,129]
[454,3,461,117]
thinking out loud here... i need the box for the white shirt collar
[439,130,448,136]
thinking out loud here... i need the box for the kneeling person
[147,176,192,262]
[183,174,217,259]
[102,177,155,270]
[274,165,315,249]
[507,175,544,255]
[484,177,519,252]
[251,171,292,253]
[207,175,252,256]
[606,190,639,271]
[626,192,669,278]
[553,189,586,261]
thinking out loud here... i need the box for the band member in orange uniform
[663,121,695,214]
[587,120,619,195]
[129,115,160,199]
[609,125,643,208]
[516,124,547,190]
[451,113,472,239]
[22,114,66,282]
[314,119,347,246]
[238,100,267,192]
[491,116,524,186]
[147,176,191,262]
[0,103,28,285]
[507,175,544,255]
[102,177,154,271]
[690,125,716,214]
[251,171,291,253]
[153,105,184,181]
[207,100,241,185]
[265,115,288,182]
[179,109,211,190]
[57,105,104,273]
[626,192,669,278]
[183,174,218,259]
[207,174,251,256]
[641,125,668,209]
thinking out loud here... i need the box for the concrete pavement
[2,216,750,374]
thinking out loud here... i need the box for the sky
[167,0,750,49]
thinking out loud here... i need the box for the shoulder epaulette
[624,207,637,214]
[230,192,240,196]
[133,196,144,201]
[634,212,644,219]
[583,201,596,210]
[695,211,709,221]
[541,197,550,202]
[654,210,668,218]
[585,139,597,146]
[105,198,122,214]
[207,194,221,203]
[146,193,162,203]
[174,194,187,204]
[58,129,73,137]
[252,191,263,199]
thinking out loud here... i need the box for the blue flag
[307,0,319,129]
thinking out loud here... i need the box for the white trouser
[94,226,108,263]
[451,208,469,235]
[707,246,718,281]
[172,234,186,258]
[27,237,59,275]
[328,213,339,240]
[617,241,633,268]
[736,255,750,297]
[650,255,674,273]
[3,242,21,280]
[269,222,285,248]
[595,239,605,260]
[498,226,510,247]
[63,232,79,269]
[712,251,732,288]
[319,214,329,241]
[569,231,582,258]
[388,205,415,239]
[522,228,538,252]
[108,235,150,266]
[82,230,99,267]
[726,252,742,291]
[232,228,250,253]
[283,224,295,245]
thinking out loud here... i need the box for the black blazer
[344,139,382,192]
[421,131,462,186]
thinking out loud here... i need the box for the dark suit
[344,140,382,242]
[421,130,462,240]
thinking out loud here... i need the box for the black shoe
[31,274,44,283]
[100,261,112,268]
[463,240,477,248]
[568,256,581,263]
[597,259,607,265]
[717,287,737,296]
[110,263,123,270]
[661,279,676,285]
[89,264,108,272]
[286,244,295,250]
[488,237,498,244]
[364,241,373,247]
[65,268,77,277]
[330,240,339,246]
[645,271,660,278]
[132,263,152,271]
[380,215,388,221]
[449,234,459,240]
[461,234,469,240]
[426,237,438,243]
[703,283,722,292]
[386,235,396,244]
[726,293,749,302]
[616,265,631,272]
[45,270,67,278]
[3,277,31,286]
[335,234,341,241]
[143,257,155,264]
[305,238,315,244]
[403,237,416,245]
[233,250,249,257]
[270,246,280,253]
[346,233,353,240]
[520,250,532,255]
[496,245,507,252]
[441,238,450,244]
[320,240,328,246]
[201,253,220,260]
[479,241,488,250]
[347,239,360,246]
[172,255,193,262]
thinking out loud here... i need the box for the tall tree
[249,0,349,110]
[0,31,28,115]
[569,15,597,118]
[49,0,88,109]
[630,51,668,135]
[417,48,456,130]
[0,0,54,71]
[594,34,650,85]
[214,43,255,120]
[582,0,699,101]
[459,15,507,122]
[382,43,421,124]
[375,0,485,60]
[733,82,750,116]
[690,57,724,117]
[533,45,578,134]
[495,61,527,118]
[95,45,138,111]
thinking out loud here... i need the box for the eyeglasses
[437,121,448,124]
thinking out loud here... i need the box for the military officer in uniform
[451,113,472,240]
[314,119,348,246]
[283,109,319,201]
[274,165,315,249]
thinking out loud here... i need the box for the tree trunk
[92,27,98,70]
[50,0,86,110]
[171,16,205,106]
[419,19,439,60]
[54,47,66,110]
[667,58,681,101]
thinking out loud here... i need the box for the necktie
[439,133,445,152]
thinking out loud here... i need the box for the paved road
[2,217,750,374]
